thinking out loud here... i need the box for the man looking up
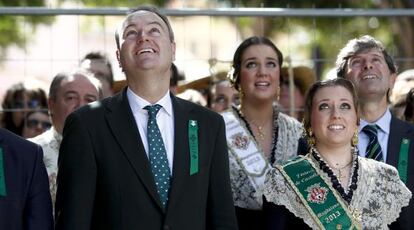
[55,6,237,230]
[336,35,414,229]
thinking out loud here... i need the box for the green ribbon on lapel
[398,138,410,184]
[0,147,6,197]
[188,120,199,175]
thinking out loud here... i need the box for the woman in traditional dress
[221,36,303,229]
[263,78,412,229]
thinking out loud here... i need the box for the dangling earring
[239,89,244,110]
[301,120,307,138]
[307,128,315,147]
[352,129,359,147]
[276,86,280,101]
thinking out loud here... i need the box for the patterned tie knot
[362,124,383,161]
[144,104,162,119]
[362,124,379,138]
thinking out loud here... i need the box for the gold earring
[301,121,307,138]
[239,89,244,109]
[352,129,359,147]
[276,86,280,101]
[307,128,315,147]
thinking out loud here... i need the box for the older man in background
[29,69,102,207]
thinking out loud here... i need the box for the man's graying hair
[49,70,103,101]
[336,35,398,78]
[115,6,175,50]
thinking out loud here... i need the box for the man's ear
[171,42,176,62]
[389,72,397,90]
[48,98,54,117]
[116,50,121,68]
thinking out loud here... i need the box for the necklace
[237,106,274,142]
[235,106,279,163]
[250,122,266,141]
[311,147,359,204]
[330,160,353,180]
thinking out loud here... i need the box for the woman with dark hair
[263,78,411,229]
[22,109,51,139]
[1,83,47,136]
[221,36,303,229]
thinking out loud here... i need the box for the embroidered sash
[398,138,410,184]
[278,156,361,230]
[222,110,269,191]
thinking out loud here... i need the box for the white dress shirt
[127,88,175,174]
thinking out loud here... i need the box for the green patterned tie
[362,124,384,162]
[144,104,171,208]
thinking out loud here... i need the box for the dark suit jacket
[55,90,237,230]
[0,128,53,230]
[263,197,310,230]
[387,116,414,230]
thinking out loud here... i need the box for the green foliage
[0,0,53,57]
[223,0,401,76]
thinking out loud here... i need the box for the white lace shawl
[263,156,412,229]
[228,109,302,210]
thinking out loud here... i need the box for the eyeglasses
[26,119,52,130]
[11,100,41,109]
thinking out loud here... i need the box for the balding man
[29,69,102,207]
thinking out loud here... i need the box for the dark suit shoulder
[0,128,41,152]
[70,93,119,120]
[390,116,414,133]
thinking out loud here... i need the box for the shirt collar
[127,87,173,117]
[359,109,391,134]
[51,126,63,143]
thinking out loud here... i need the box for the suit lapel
[167,95,191,211]
[105,90,163,210]
[387,117,409,167]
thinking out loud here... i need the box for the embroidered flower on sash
[306,183,328,204]
[231,132,250,150]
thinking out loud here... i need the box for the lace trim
[229,107,302,209]
[263,156,412,229]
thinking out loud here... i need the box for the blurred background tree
[0,0,53,58]
[224,0,414,77]
[2,0,414,76]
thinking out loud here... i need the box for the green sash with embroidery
[278,156,361,230]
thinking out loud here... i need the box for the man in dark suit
[0,128,53,230]
[55,6,237,230]
[336,35,414,229]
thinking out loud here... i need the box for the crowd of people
[0,5,413,230]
